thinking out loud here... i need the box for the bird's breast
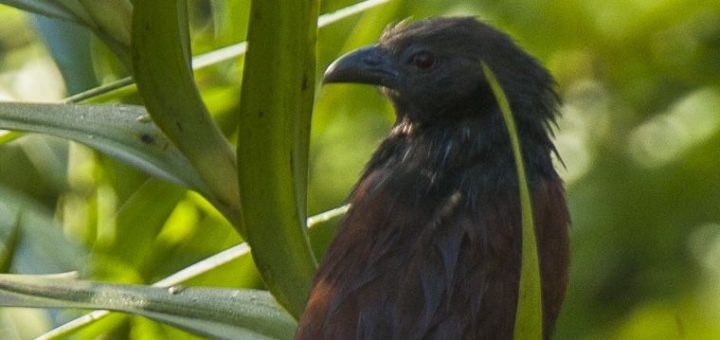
[298,161,568,339]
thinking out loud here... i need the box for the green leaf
[78,0,133,47]
[105,179,186,265]
[482,63,543,340]
[0,102,209,194]
[1,0,132,66]
[61,0,392,105]
[0,185,87,273]
[0,0,78,22]
[54,0,95,25]
[0,274,296,339]
[0,214,21,273]
[33,14,99,94]
[131,0,241,226]
[68,0,133,67]
[39,204,349,337]
[236,0,321,318]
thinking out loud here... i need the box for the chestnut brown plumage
[296,17,569,339]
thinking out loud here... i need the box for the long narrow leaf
[236,0,321,318]
[131,0,241,226]
[39,204,350,337]
[2,0,133,66]
[78,0,132,47]
[0,102,208,194]
[0,0,78,22]
[0,215,21,273]
[33,14,99,94]
[482,63,543,339]
[0,274,296,339]
[0,185,87,274]
[106,179,187,265]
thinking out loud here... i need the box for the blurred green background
[0,0,719,339]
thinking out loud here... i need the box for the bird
[296,17,569,340]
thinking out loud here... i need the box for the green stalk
[236,0,320,318]
[131,0,241,226]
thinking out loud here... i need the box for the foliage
[483,63,543,340]
[0,0,718,339]
[235,0,320,318]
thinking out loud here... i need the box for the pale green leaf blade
[0,102,208,194]
[482,63,543,340]
[39,205,350,337]
[0,274,296,339]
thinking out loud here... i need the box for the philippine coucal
[296,17,569,339]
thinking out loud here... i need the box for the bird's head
[324,17,559,129]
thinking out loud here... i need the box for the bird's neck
[361,109,558,198]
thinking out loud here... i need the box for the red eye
[410,51,436,70]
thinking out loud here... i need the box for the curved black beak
[323,45,399,88]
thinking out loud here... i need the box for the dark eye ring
[410,51,436,70]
